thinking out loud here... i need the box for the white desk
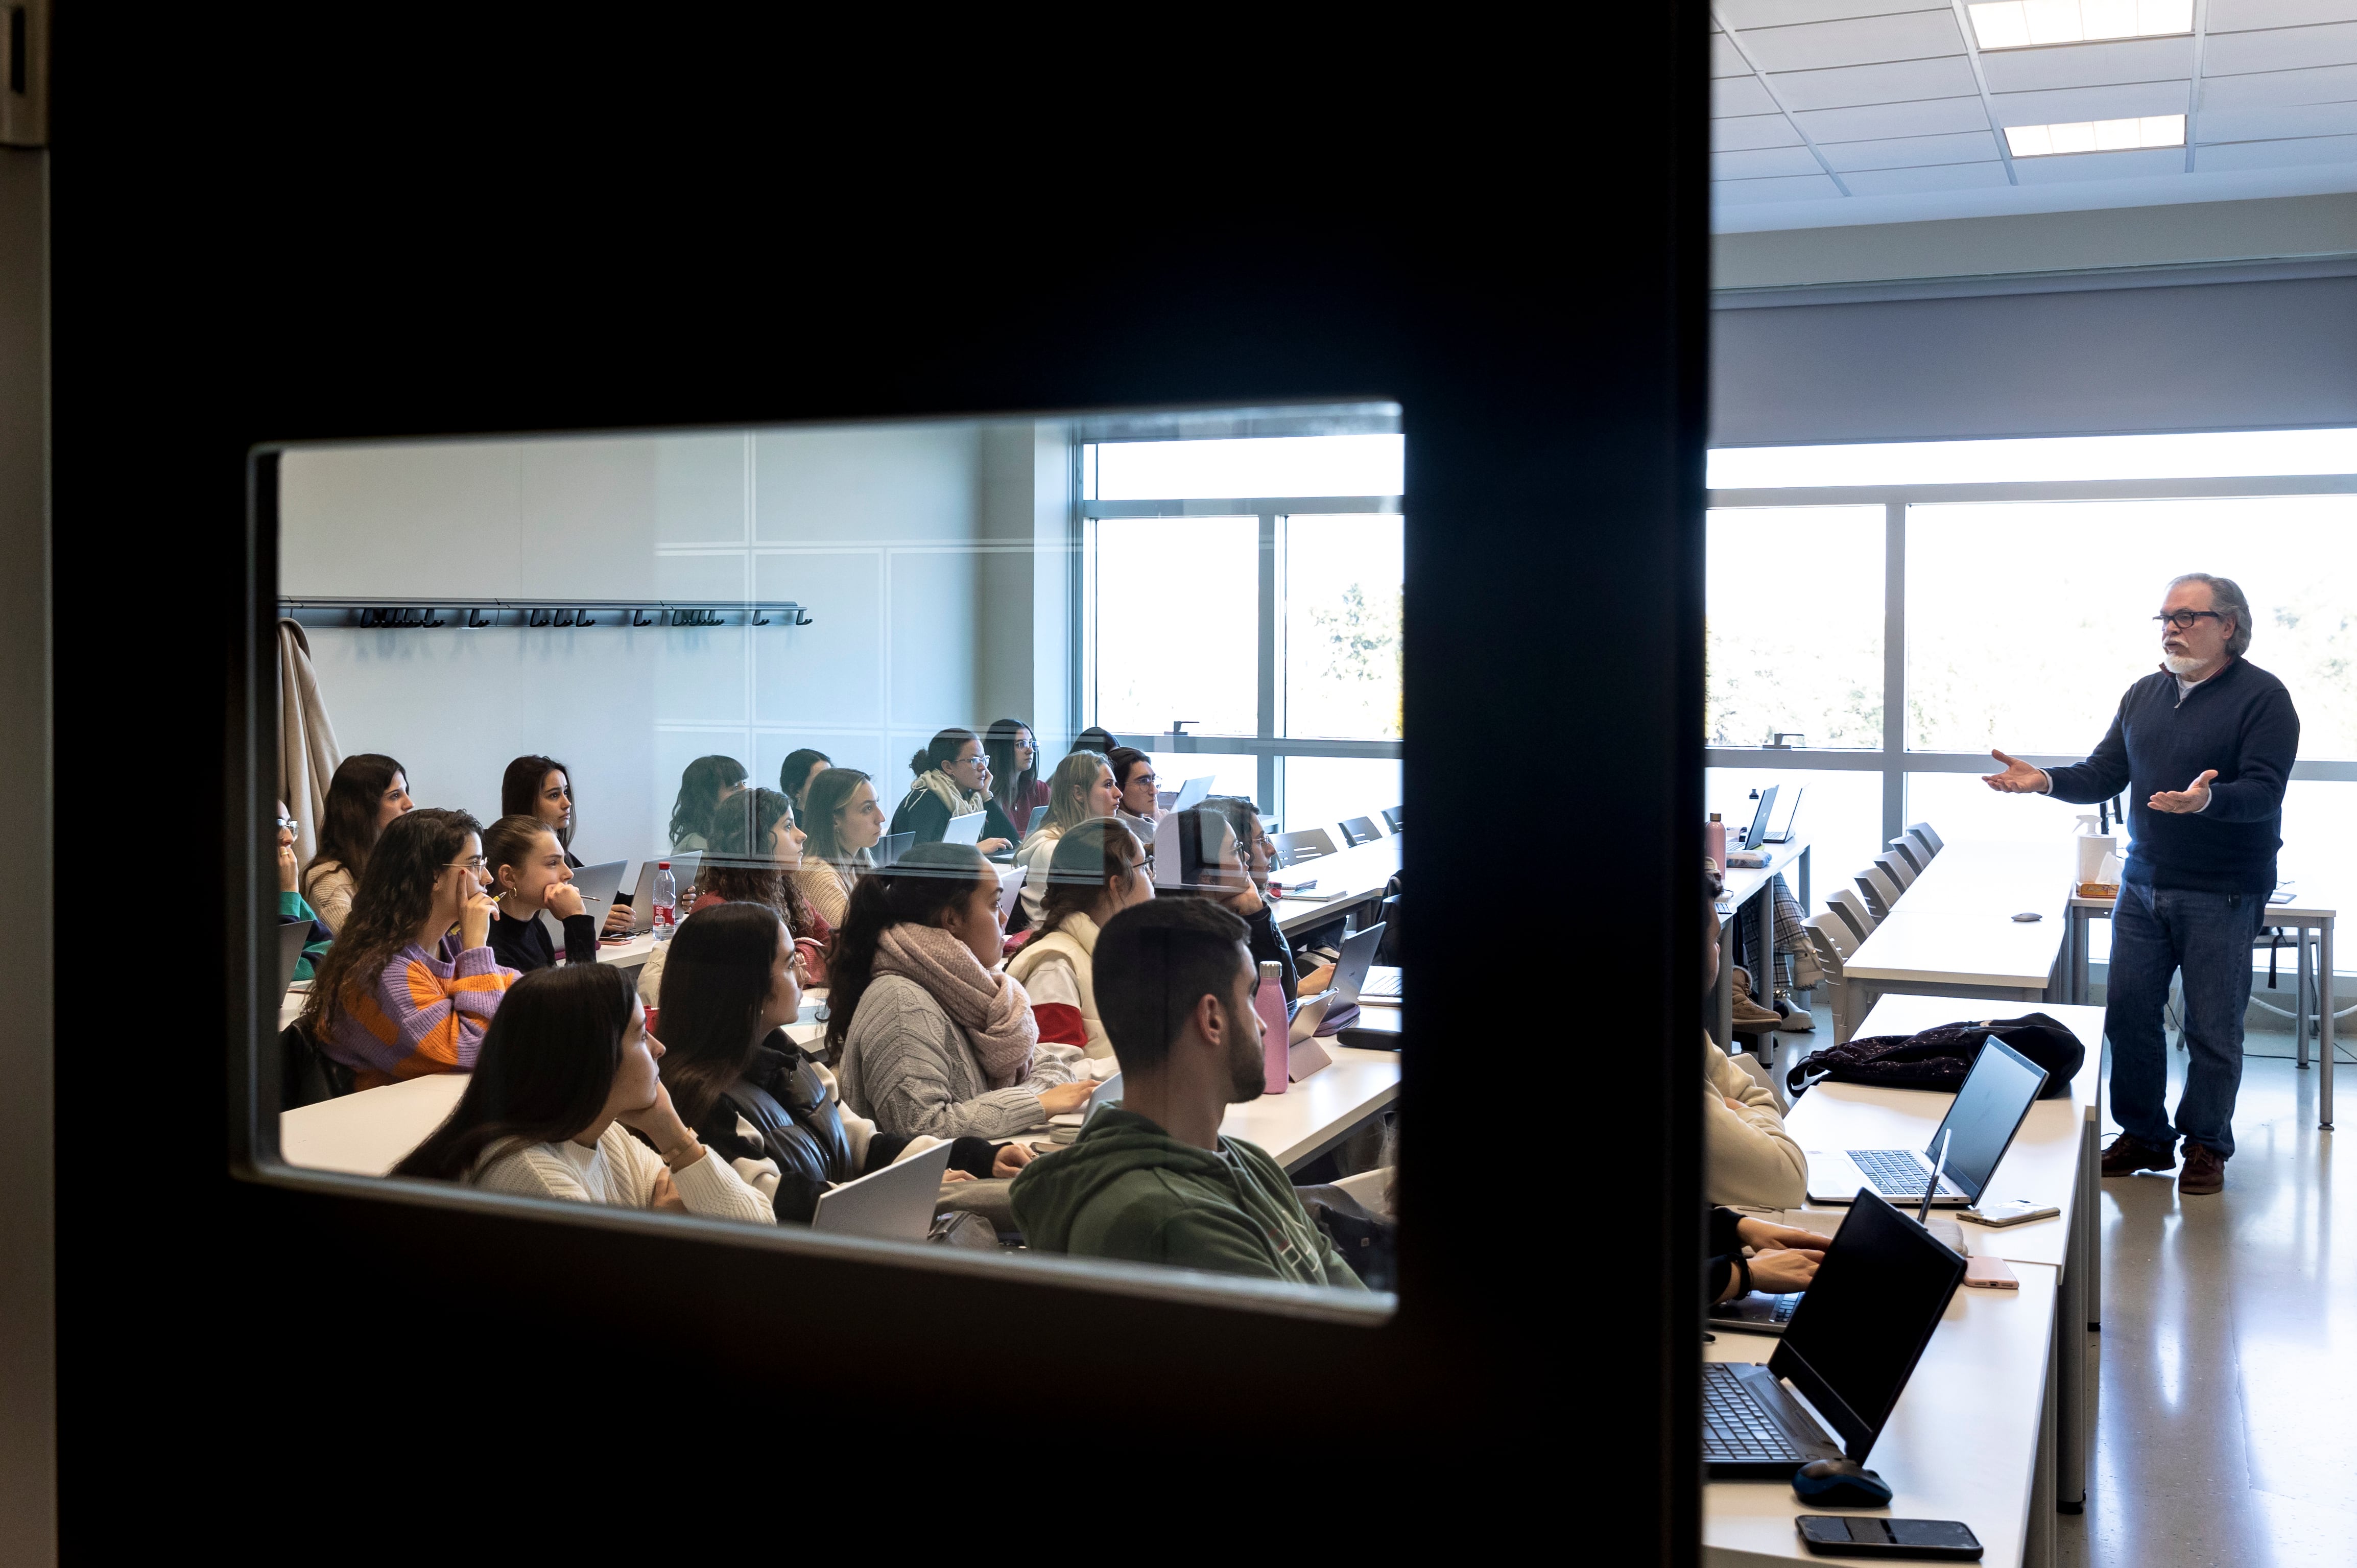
[1839,841,2074,1040]
[1710,837,1813,1049]
[1271,834,1398,937]
[1216,1046,1399,1171]
[1706,1264,2058,1568]
[280,1072,468,1175]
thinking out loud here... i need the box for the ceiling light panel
[2003,112,2184,154]
[1967,0,2193,50]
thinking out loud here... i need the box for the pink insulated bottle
[1706,813,1727,873]
[1255,961,1290,1096]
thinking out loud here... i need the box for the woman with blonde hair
[1012,750,1122,926]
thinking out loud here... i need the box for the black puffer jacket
[692,1037,997,1224]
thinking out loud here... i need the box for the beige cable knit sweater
[1703,1032,1807,1207]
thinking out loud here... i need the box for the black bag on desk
[1785,1013,2082,1101]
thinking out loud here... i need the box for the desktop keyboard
[1702,1364,1815,1463]
[1849,1148,1946,1197]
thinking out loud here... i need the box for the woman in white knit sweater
[1004,816,1152,1063]
[393,963,771,1224]
[1012,750,1123,927]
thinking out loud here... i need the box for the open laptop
[274,918,313,1002]
[1740,785,1779,851]
[872,831,914,869]
[1047,1071,1125,1143]
[1171,775,1214,812]
[1322,922,1387,1007]
[618,852,700,934]
[811,1141,954,1241]
[1804,1036,2050,1208]
[547,858,627,944]
[995,863,1027,923]
[943,809,987,846]
[1703,1189,1968,1478]
[1763,786,1804,845]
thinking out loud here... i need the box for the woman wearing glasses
[297,807,518,1090]
[889,727,1019,854]
[1105,746,1161,837]
[275,800,333,982]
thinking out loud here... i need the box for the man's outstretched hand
[1982,750,2049,794]
[2149,770,2217,815]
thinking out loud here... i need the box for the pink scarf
[873,922,1039,1088]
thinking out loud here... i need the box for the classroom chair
[281,1023,352,1109]
[1855,864,1901,921]
[1907,821,1943,853]
[1875,850,1917,891]
[1338,815,1383,847]
[1802,913,1861,1043]
[1827,886,1876,945]
[1903,827,1938,867]
[1886,837,1926,876]
[1381,805,1402,834]
[1274,827,1339,865]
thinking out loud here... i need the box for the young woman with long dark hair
[983,719,1049,834]
[481,813,598,975]
[501,752,632,935]
[668,753,748,853]
[778,748,831,817]
[889,727,1018,853]
[654,902,1026,1223]
[298,807,518,1089]
[392,964,770,1222]
[300,752,413,934]
[638,787,827,1009]
[796,766,884,930]
[828,841,1097,1139]
[1003,817,1152,1062]
[1012,750,1123,925]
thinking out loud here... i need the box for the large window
[1085,427,1404,828]
[1705,433,2357,911]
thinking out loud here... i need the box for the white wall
[282,419,1070,863]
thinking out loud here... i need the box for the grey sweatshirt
[837,971,1084,1140]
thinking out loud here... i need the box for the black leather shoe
[2179,1144,2227,1195]
[2100,1133,2177,1176]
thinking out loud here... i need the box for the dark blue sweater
[2043,658,2298,895]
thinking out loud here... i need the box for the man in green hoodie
[1010,898,1365,1288]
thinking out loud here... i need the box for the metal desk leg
[2321,917,2335,1131]
[2058,1133,2089,1509]
[2083,1116,2101,1329]
[2030,1349,2058,1568]
[2296,924,2312,1070]
[1797,845,1810,920]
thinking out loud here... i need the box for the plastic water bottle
[651,861,677,943]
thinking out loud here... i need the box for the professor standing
[1983,573,2299,1195]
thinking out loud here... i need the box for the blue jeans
[2105,881,2265,1158]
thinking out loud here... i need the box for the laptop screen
[1770,1190,1967,1458]
[1742,785,1778,850]
[1924,1036,2049,1203]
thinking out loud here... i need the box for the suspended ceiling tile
[1839,160,2014,193]
[1768,55,1983,111]
[1713,113,1810,150]
[2208,0,2357,27]
[2200,60,2357,107]
[1711,172,1848,203]
[1729,10,1967,74]
[2196,131,2357,167]
[1713,145,1834,179]
[1991,79,2192,124]
[1713,32,1754,77]
[1716,0,1947,27]
[1818,129,2007,169]
[2207,20,2357,74]
[2199,100,2357,140]
[1714,75,1780,116]
[1794,94,1993,139]
[2011,146,2190,180]
[1978,36,2197,93]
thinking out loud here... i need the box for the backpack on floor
[1785,1013,2083,1101]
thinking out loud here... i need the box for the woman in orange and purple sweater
[299,807,518,1090]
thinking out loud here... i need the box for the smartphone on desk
[1960,1198,2060,1228]
[1797,1516,1982,1560]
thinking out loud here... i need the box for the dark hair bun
[909,748,934,775]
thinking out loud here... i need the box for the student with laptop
[1200,796,1336,1001]
[299,752,413,934]
[1105,746,1161,836]
[500,753,633,936]
[654,902,1026,1223]
[482,814,600,975]
[1703,868,1807,1207]
[298,808,519,1090]
[1708,1207,1828,1305]
[1010,899,1365,1288]
[829,842,1096,1141]
[890,727,1018,853]
[1004,818,1153,1062]
[1012,751,1124,924]
[983,718,1050,833]
[392,963,772,1224]
[275,799,332,982]
[796,767,886,929]
[778,747,831,818]
[642,788,831,1008]
[668,753,749,853]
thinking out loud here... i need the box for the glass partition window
[1283,513,1402,741]
[1091,515,1259,737]
[1706,506,1883,750]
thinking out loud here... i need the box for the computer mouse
[1793,1458,1893,1508]
[2012,911,2042,922]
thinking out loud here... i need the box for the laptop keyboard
[1360,969,1401,998]
[1702,1363,1815,1462]
[1849,1148,1946,1197]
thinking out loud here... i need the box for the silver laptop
[1804,1036,2049,1207]
[1171,775,1214,812]
[995,863,1027,923]
[275,918,313,1001]
[545,859,628,943]
[1360,964,1401,1004]
[943,809,987,846]
[811,1141,954,1240]
[620,852,701,933]
[1325,922,1386,1006]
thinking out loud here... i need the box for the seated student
[983,718,1051,836]
[641,787,828,1007]
[829,841,1096,1140]
[654,901,1030,1223]
[1072,726,1118,756]
[482,813,598,975]
[778,747,831,818]
[1105,745,1162,837]
[1009,898,1364,1288]
[502,753,632,936]
[275,800,332,981]
[1153,802,1314,1007]
[796,766,885,930]
[298,807,518,1089]
[1013,750,1124,925]
[300,752,413,934]
[1707,1209,1827,1304]
[1198,796,1336,1003]
[668,753,748,853]
[890,728,1019,853]
[1004,818,1152,1062]
[1702,868,1806,1207]
[392,963,771,1223]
